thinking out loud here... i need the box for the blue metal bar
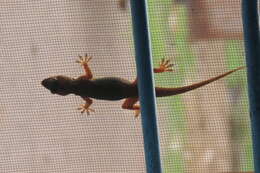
[129,0,162,173]
[242,0,260,172]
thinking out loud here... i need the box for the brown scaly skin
[41,54,245,117]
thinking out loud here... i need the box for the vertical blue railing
[130,0,162,173]
[242,0,260,172]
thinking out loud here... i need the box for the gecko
[41,54,245,117]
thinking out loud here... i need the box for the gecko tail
[155,66,245,97]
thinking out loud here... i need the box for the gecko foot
[77,104,95,115]
[155,58,174,73]
[134,109,141,118]
[76,54,92,66]
[160,58,174,71]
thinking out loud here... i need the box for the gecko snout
[41,76,74,96]
[41,77,58,94]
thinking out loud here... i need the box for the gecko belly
[75,77,138,100]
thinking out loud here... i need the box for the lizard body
[71,77,138,100]
[41,54,244,116]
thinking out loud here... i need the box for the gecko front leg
[77,97,95,115]
[76,54,93,79]
[76,54,95,114]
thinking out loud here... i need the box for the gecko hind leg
[122,98,140,118]
[126,59,173,116]
[154,58,174,73]
[131,58,174,84]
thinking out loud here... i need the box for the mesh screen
[0,0,252,173]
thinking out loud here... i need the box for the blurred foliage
[148,2,195,172]
[225,40,253,171]
[147,1,252,172]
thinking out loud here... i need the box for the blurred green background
[147,1,252,172]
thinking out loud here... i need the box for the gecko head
[41,76,74,96]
